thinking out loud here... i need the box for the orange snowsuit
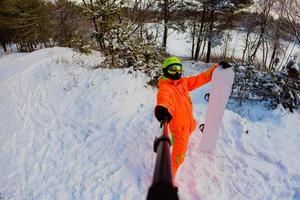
[155,64,219,179]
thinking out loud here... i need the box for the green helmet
[162,56,182,69]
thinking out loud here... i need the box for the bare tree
[194,5,207,60]
[160,0,184,51]
[206,5,215,63]
[284,0,300,44]
[241,13,258,62]
[125,0,158,37]
[202,0,252,62]
[248,0,275,64]
[162,0,169,50]
[268,1,286,70]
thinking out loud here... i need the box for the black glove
[155,105,172,123]
[219,61,232,69]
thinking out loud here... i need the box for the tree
[158,0,185,51]
[283,0,300,45]
[82,0,123,50]
[81,0,102,49]
[162,0,169,50]
[51,0,86,48]
[81,0,164,72]
[241,12,258,62]
[194,3,207,60]
[0,0,18,52]
[15,0,52,52]
[123,0,159,42]
[249,0,275,65]
[205,0,253,62]
[267,2,286,71]
[187,0,252,62]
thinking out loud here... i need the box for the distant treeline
[0,0,90,53]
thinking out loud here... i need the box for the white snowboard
[199,67,234,153]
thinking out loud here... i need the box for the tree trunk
[294,27,300,44]
[162,0,168,51]
[83,0,103,49]
[195,9,206,60]
[262,38,266,69]
[1,41,7,52]
[206,39,212,63]
[269,29,280,71]
[16,43,20,53]
[222,30,231,59]
[191,20,196,59]
[282,41,296,70]
[242,30,250,62]
[30,43,34,52]
[206,10,214,63]
[249,4,270,64]
[265,41,269,69]
[249,26,265,64]
[278,40,291,70]
[269,43,277,70]
[200,36,207,60]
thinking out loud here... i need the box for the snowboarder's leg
[171,132,190,181]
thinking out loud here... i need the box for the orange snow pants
[171,130,192,179]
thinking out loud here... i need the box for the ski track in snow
[0,48,300,200]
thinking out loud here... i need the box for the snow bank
[0,47,157,199]
[0,48,300,200]
[178,106,300,200]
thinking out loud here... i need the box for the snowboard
[199,67,234,153]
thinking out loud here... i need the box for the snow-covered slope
[0,47,158,199]
[0,48,300,200]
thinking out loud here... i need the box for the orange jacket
[155,64,219,134]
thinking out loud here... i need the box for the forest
[1,0,300,71]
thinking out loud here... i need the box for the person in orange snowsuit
[154,56,231,181]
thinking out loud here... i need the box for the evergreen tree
[0,0,18,52]
[82,0,123,50]
[82,0,163,76]
[15,0,52,52]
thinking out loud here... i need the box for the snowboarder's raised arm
[186,63,219,91]
[186,61,232,91]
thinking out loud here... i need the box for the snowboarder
[154,56,231,182]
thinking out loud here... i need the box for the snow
[167,30,192,57]
[291,63,300,72]
[1,47,300,200]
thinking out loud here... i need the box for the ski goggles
[167,64,183,74]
